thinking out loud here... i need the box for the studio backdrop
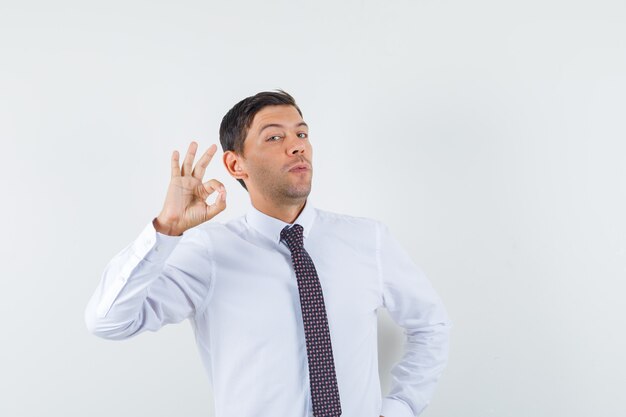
[1,0,625,416]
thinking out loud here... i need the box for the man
[84,90,452,417]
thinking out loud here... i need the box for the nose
[286,133,306,155]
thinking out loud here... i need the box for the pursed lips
[288,163,311,172]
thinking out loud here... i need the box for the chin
[285,186,311,199]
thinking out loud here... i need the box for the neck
[250,194,307,224]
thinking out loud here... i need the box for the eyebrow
[258,121,308,135]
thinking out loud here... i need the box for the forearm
[381,318,451,416]
[84,219,182,339]
[376,220,453,416]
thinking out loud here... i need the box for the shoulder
[313,207,383,232]
[187,214,247,240]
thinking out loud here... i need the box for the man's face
[239,105,313,202]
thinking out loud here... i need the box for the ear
[223,150,248,181]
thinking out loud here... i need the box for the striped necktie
[280,223,342,417]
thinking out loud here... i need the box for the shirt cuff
[130,218,183,263]
[381,397,415,417]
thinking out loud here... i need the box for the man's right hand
[154,141,227,236]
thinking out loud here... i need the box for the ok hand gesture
[154,141,226,236]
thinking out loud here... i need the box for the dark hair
[219,89,303,191]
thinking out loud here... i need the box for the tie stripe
[281,224,342,417]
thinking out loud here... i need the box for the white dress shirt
[84,198,452,417]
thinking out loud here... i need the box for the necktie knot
[280,224,304,252]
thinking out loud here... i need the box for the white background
[1,0,625,416]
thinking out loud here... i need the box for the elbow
[84,309,108,339]
[405,317,452,346]
[84,305,139,341]
[432,309,453,338]
[441,316,453,334]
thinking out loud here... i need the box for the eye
[297,132,308,139]
[267,135,282,142]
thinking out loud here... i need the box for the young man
[85,90,452,417]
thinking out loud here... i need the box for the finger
[170,150,181,178]
[191,143,218,181]
[206,185,227,217]
[181,141,198,177]
[201,179,225,198]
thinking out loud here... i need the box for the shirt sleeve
[84,218,214,340]
[376,221,452,417]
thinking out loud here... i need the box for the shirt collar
[245,198,316,245]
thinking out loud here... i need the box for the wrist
[153,217,182,236]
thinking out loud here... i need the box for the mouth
[288,163,311,172]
